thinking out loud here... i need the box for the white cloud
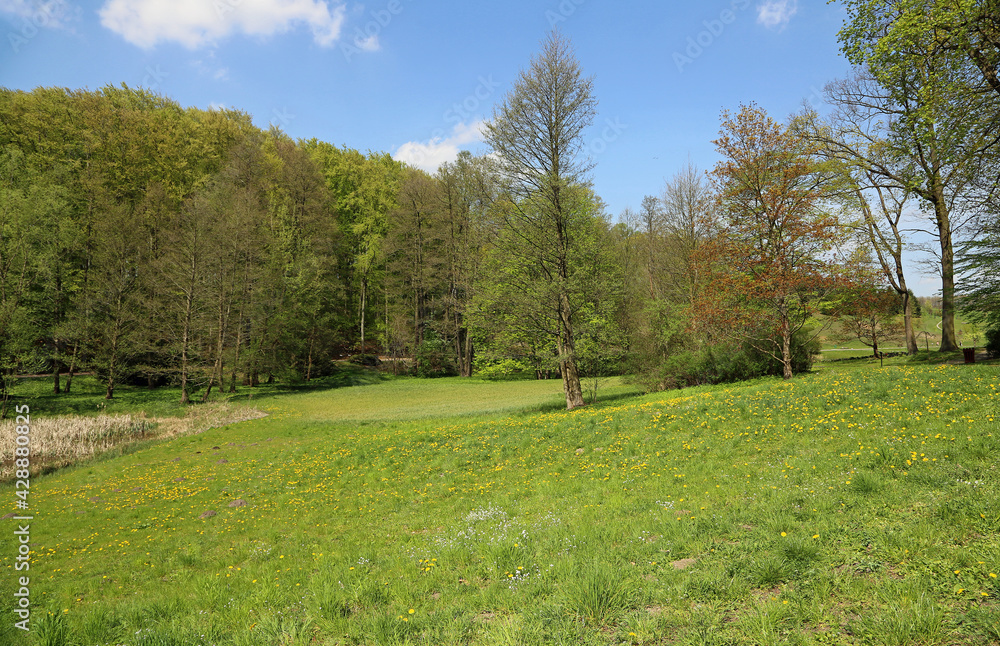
[98,0,346,49]
[393,121,484,173]
[0,0,77,29]
[756,0,797,31]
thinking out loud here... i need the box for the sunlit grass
[0,361,997,644]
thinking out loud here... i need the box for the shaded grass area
[4,366,638,424]
[1,362,998,645]
[2,363,388,419]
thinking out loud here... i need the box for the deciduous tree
[698,104,842,380]
[836,6,1000,350]
[483,31,598,409]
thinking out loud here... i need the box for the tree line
[2,4,998,414]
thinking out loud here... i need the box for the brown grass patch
[0,403,266,479]
[671,558,698,570]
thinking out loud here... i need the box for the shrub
[985,327,1000,359]
[475,357,529,380]
[644,328,819,392]
[414,332,457,378]
[349,353,380,367]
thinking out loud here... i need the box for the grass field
[1,359,999,645]
[816,312,984,359]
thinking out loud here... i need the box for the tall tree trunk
[459,327,474,377]
[106,332,119,399]
[230,310,244,393]
[65,341,78,394]
[0,383,9,420]
[52,361,60,395]
[214,306,227,392]
[780,305,793,380]
[901,289,918,355]
[931,168,958,351]
[359,275,367,354]
[180,284,194,405]
[180,337,190,405]
[558,293,586,409]
[858,185,918,355]
[466,335,474,377]
[202,374,214,401]
[305,332,314,381]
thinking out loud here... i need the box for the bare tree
[660,162,714,308]
[807,68,989,351]
[853,179,920,354]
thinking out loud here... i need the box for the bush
[414,333,457,378]
[985,327,1000,359]
[653,350,713,390]
[474,357,529,380]
[349,354,380,367]
[646,329,819,392]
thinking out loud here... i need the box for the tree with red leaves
[695,104,844,380]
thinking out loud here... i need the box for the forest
[1,2,999,416]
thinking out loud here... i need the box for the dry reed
[0,403,266,479]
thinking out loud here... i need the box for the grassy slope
[1,362,999,645]
[816,311,982,358]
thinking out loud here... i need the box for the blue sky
[0,0,942,295]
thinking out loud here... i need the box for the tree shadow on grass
[8,364,388,418]
[525,387,643,415]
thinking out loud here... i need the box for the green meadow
[2,360,999,645]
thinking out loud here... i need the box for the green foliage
[985,327,1000,359]
[834,0,999,352]
[470,186,625,392]
[414,332,457,378]
[647,329,818,392]
[480,33,605,409]
[0,86,421,409]
[474,357,530,381]
[959,223,1000,331]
